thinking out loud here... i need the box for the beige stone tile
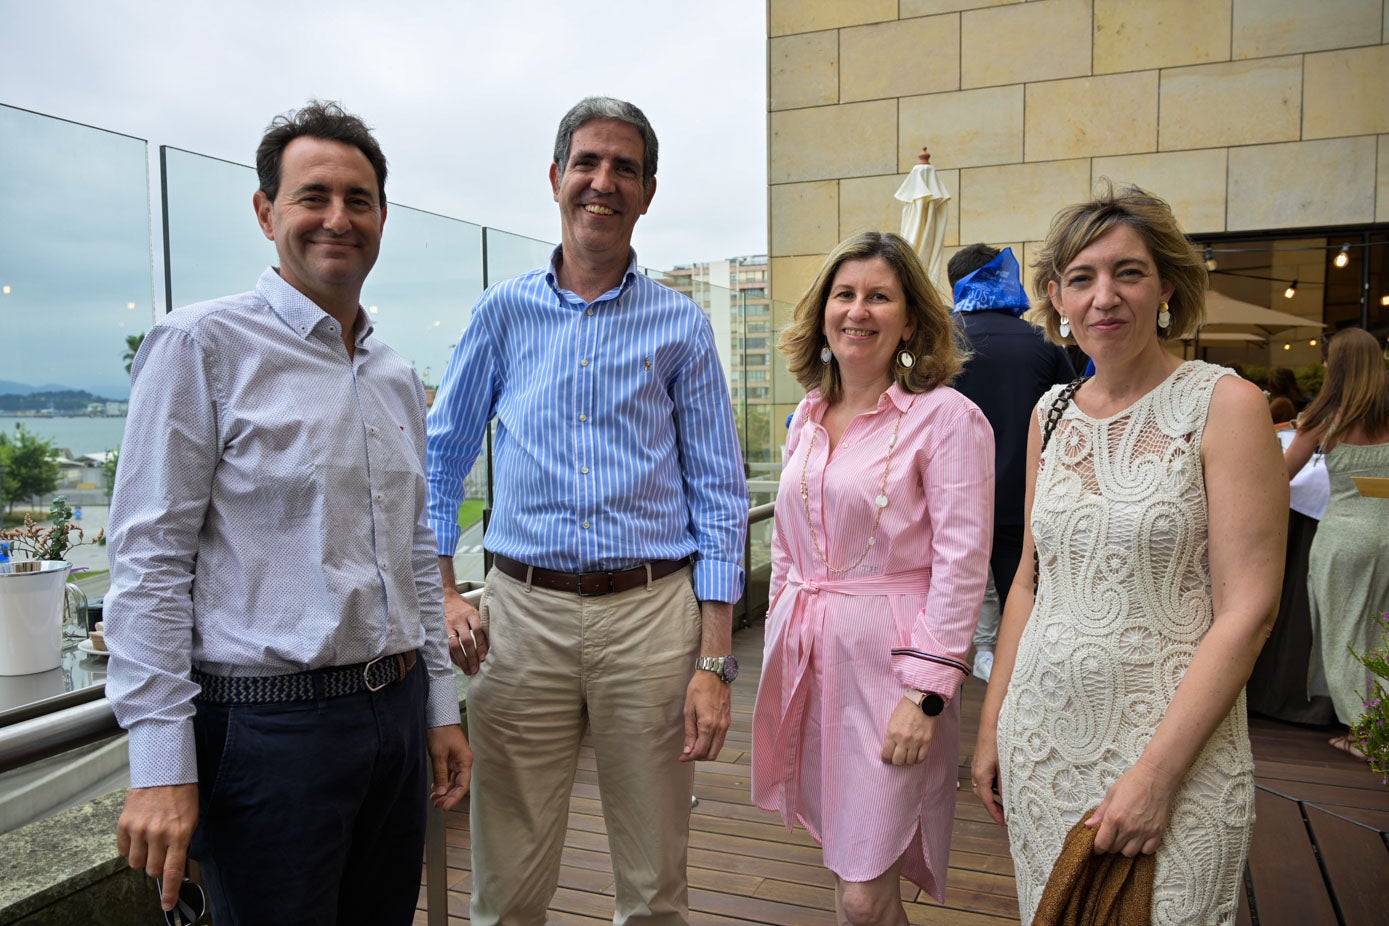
[770,31,839,112]
[1093,0,1231,74]
[1304,45,1389,140]
[770,101,898,183]
[769,0,896,37]
[838,174,910,240]
[770,255,830,306]
[839,169,961,247]
[898,85,1024,170]
[1159,57,1301,150]
[902,0,1013,15]
[770,181,840,257]
[1025,72,1158,162]
[1378,135,1389,224]
[1232,0,1383,59]
[957,159,1092,244]
[1019,241,1051,308]
[841,15,960,102]
[1228,138,1378,230]
[961,0,1091,88]
[1091,149,1229,235]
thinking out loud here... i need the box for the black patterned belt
[192,650,418,705]
[492,553,690,597]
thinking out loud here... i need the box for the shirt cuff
[890,650,968,704]
[693,557,744,604]
[431,518,461,556]
[425,674,462,729]
[126,720,198,789]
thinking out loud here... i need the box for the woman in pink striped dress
[752,231,994,925]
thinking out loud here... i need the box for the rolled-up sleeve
[891,403,994,699]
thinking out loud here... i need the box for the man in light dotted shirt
[105,101,471,924]
[426,97,748,925]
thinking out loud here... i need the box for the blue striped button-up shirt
[106,268,456,788]
[427,250,747,602]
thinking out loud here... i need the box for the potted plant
[0,496,104,675]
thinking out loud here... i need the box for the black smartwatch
[918,692,945,717]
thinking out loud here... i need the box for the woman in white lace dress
[970,187,1288,925]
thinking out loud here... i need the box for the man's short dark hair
[948,243,1001,286]
[553,97,658,194]
[256,100,388,205]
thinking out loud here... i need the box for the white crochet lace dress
[997,361,1254,925]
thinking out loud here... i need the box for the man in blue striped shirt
[427,97,748,925]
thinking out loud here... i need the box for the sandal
[1329,734,1367,761]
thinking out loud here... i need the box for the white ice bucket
[0,560,72,676]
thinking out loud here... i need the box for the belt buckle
[363,654,391,692]
[577,570,614,597]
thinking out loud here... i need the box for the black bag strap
[1033,377,1087,595]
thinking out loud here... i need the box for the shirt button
[367,426,378,436]
[374,493,384,502]
[580,359,589,367]
[581,520,591,529]
[579,414,588,422]
[581,466,589,474]
[586,309,594,316]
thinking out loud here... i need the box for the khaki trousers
[468,565,702,926]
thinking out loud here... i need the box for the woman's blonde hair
[1028,183,1208,344]
[1299,327,1389,451]
[778,231,962,401]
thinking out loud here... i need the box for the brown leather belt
[492,553,690,597]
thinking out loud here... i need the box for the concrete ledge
[0,789,160,925]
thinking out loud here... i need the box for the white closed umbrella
[894,147,952,302]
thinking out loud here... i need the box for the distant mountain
[0,389,123,414]
[0,379,128,401]
[0,379,71,395]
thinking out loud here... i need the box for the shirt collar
[803,381,913,419]
[257,267,373,346]
[544,246,639,306]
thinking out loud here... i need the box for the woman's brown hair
[778,231,963,402]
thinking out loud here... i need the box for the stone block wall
[767,0,1388,310]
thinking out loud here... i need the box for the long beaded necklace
[798,400,908,573]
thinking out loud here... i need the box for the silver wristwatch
[696,654,739,684]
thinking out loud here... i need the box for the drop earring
[820,345,832,364]
[1059,315,1071,339]
[1157,301,1171,330]
[897,348,915,369]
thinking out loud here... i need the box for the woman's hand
[971,729,1005,825]
[881,697,937,766]
[1086,756,1178,856]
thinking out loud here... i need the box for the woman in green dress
[1286,327,1389,759]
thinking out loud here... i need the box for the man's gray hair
[552,97,658,193]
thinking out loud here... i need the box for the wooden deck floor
[419,622,1388,925]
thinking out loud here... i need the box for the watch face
[723,654,739,683]
[920,693,945,717]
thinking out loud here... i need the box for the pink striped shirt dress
[751,383,994,899]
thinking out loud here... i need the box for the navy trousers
[189,658,428,925]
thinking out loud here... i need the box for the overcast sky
[0,0,769,271]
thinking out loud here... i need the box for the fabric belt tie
[192,650,418,705]
[771,568,934,818]
[492,552,690,597]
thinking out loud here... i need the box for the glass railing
[0,104,154,585]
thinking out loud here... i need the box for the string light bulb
[1284,280,1298,299]
[1283,343,1291,351]
[1204,247,1217,272]
[1309,339,1318,347]
[1334,244,1350,268]
[2,285,10,295]
[1381,294,1389,307]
